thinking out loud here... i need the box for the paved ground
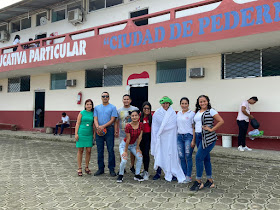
[0,132,280,209]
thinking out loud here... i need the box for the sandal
[77,168,83,176]
[85,167,92,175]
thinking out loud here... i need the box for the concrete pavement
[0,130,280,209]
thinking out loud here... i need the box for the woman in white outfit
[151,96,186,183]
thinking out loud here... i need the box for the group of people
[73,92,229,191]
[13,35,39,52]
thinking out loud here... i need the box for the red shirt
[142,116,151,133]
[124,122,143,144]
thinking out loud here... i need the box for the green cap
[159,96,173,105]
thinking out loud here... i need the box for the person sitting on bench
[54,112,70,136]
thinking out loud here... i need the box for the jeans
[177,133,194,177]
[96,126,115,171]
[55,124,69,134]
[195,132,216,180]
[35,114,40,127]
[139,132,151,172]
[237,120,249,147]
[119,140,143,175]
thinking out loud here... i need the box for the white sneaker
[238,146,245,151]
[243,146,252,151]
[143,171,149,180]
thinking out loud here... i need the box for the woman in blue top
[75,99,94,176]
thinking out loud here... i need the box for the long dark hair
[84,99,94,112]
[140,101,152,127]
[14,35,20,40]
[195,95,212,113]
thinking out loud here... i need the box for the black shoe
[110,170,117,177]
[204,180,215,188]
[172,176,177,181]
[117,169,126,176]
[153,173,160,180]
[190,181,204,191]
[134,174,144,182]
[130,166,135,174]
[94,169,104,176]
[117,175,123,183]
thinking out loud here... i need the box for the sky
[0,0,23,10]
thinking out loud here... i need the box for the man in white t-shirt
[54,112,70,136]
[236,96,258,151]
[115,94,139,174]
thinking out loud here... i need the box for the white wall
[1,53,279,112]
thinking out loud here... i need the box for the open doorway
[34,91,45,128]
[130,86,148,110]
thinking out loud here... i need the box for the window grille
[8,76,30,92]
[262,46,280,77]
[86,66,123,88]
[104,67,122,86]
[156,59,186,83]
[51,73,67,90]
[223,46,280,79]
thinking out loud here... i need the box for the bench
[217,133,280,139]
[48,120,76,137]
[0,123,17,131]
[68,120,76,138]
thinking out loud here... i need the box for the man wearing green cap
[151,96,186,183]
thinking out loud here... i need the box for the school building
[0,0,280,150]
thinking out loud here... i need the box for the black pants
[140,132,151,172]
[55,124,69,134]
[237,120,249,147]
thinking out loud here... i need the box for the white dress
[151,106,186,183]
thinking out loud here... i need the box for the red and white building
[0,0,280,150]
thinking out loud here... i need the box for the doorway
[130,86,148,110]
[34,91,45,128]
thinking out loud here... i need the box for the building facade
[0,0,280,150]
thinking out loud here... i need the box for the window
[85,66,122,88]
[222,46,280,79]
[89,0,123,12]
[223,51,260,79]
[156,59,186,83]
[11,18,31,32]
[11,21,20,33]
[8,76,30,92]
[21,17,31,30]
[51,73,67,90]
[130,8,148,26]
[36,12,47,26]
[0,24,8,31]
[262,46,280,77]
[52,9,66,22]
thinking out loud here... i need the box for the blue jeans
[177,133,194,177]
[96,126,115,171]
[55,124,69,134]
[195,132,216,180]
[119,140,143,175]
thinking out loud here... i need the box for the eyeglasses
[143,108,150,110]
[102,95,109,98]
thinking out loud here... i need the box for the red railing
[0,0,222,55]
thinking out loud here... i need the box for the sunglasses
[102,95,109,98]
